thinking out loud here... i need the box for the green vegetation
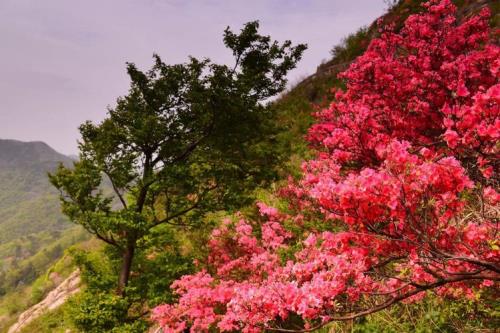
[313,294,499,333]
[0,143,79,292]
[0,140,75,286]
[0,238,97,333]
[0,227,87,297]
[0,139,91,331]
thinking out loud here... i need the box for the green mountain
[0,140,70,240]
[0,139,86,292]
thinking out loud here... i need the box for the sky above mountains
[0,0,387,155]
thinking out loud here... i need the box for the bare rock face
[49,271,63,286]
[7,270,80,333]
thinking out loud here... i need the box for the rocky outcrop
[7,270,80,333]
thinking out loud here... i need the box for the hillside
[0,140,72,241]
[0,139,88,330]
[0,138,120,332]
[276,0,498,119]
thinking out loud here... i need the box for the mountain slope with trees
[0,139,81,285]
[0,139,88,331]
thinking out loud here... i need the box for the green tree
[49,21,306,295]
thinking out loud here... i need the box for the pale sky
[0,0,387,155]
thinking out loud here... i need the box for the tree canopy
[49,20,306,298]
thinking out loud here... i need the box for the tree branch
[104,170,128,209]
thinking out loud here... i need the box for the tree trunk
[116,153,149,296]
[117,244,135,296]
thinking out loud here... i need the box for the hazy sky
[0,0,387,155]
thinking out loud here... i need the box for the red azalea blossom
[153,1,499,331]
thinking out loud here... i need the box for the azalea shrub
[153,1,499,332]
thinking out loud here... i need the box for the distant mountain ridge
[0,139,72,211]
[0,139,71,169]
[0,138,74,241]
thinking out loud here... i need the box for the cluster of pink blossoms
[153,1,499,332]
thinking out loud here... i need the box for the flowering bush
[153,1,499,331]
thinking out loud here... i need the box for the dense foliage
[152,1,499,331]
